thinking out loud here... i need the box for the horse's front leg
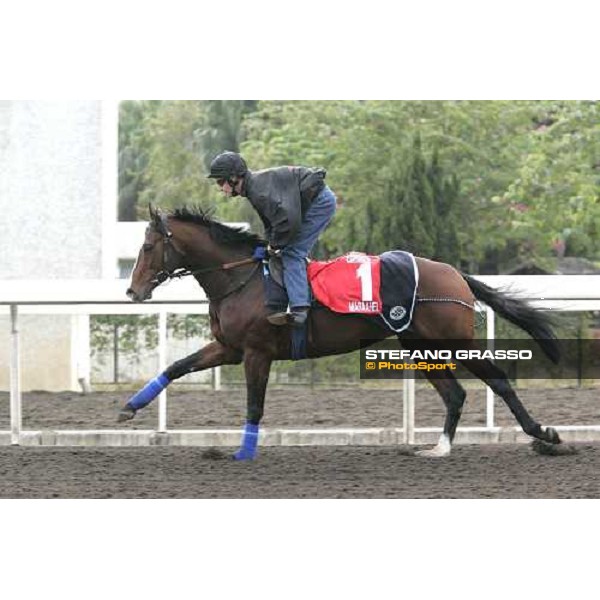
[233,348,273,461]
[117,341,242,421]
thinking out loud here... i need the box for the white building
[0,101,116,391]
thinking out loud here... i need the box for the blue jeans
[281,186,337,309]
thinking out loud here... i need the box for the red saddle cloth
[307,252,382,314]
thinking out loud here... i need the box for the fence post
[213,366,221,391]
[403,368,415,444]
[158,310,168,433]
[10,304,22,445]
[486,305,495,428]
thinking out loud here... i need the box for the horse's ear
[148,203,163,226]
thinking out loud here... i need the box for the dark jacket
[242,166,326,247]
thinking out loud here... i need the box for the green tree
[118,100,160,221]
[428,149,462,264]
[338,136,460,262]
[118,100,258,218]
[497,101,600,268]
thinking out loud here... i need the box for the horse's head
[126,206,187,302]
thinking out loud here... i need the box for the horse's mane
[169,205,265,248]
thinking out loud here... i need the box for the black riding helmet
[207,151,248,180]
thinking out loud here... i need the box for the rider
[208,151,337,326]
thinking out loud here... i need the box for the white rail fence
[2,275,600,446]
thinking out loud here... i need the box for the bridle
[149,212,261,301]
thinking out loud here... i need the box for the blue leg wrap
[233,422,259,461]
[126,373,170,410]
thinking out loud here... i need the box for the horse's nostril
[126,287,151,302]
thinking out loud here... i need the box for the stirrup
[267,311,291,326]
[267,310,308,327]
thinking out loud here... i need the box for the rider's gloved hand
[252,246,267,261]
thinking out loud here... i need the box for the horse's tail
[463,274,560,364]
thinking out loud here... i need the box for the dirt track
[2,384,599,430]
[0,385,599,498]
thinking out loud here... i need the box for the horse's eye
[142,243,154,252]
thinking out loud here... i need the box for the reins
[162,258,262,302]
[176,257,258,278]
[156,256,256,281]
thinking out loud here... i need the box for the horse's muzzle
[126,288,152,302]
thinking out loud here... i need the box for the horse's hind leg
[398,336,467,457]
[414,369,467,458]
[459,356,561,445]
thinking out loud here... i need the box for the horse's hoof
[117,407,136,422]
[415,434,451,458]
[543,426,561,445]
[232,450,257,461]
[415,446,451,458]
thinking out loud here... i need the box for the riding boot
[267,307,309,327]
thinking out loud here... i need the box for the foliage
[118,100,259,218]
[90,314,210,366]
[167,314,211,339]
[498,101,600,266]
[118,101,159,220]
[91,315,158,363]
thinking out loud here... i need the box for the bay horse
[120,205,562,460]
